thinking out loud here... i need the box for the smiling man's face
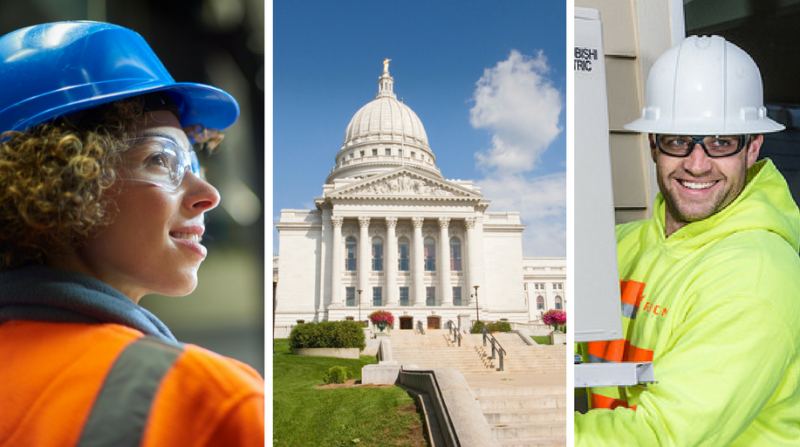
[651,134,763,236]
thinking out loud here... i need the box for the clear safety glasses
[119,127,223,191]
[655,134,751,158]
[119,136,203,191]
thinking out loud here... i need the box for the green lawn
[531,335,552,345]
[273,339,426,447]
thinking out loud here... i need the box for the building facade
[275,64,566,333]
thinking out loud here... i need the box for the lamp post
[357,289,363,323]
[473,285,480,322]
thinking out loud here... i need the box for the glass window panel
[372,237,383,271]
[399,287,410,306]
[426,287,436,306]
[536,296,544,310]
[398,237,410,271]
[555,296,563,310]
[373,287,382,306]
[346,287,356,306]
[424,238,435,271]
[453,287,462,306]
[345,237,357,271]
[450,237,462,271]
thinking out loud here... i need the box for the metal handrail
[481,327,507,371]
[447,320,462,347]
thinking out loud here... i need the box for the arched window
[555,296,563,310]
[536,296,545,310]
[372,237,383,271]
[424,237,436,271]
[450,237,462,271]
[398,237,410,271]
[345,237,357,271]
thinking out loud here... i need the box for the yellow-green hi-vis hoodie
[575,159,800,447]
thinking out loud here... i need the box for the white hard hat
[624,35,784,135]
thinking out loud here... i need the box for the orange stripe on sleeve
[588,340,654,363]
[620,280,646,306]
[592,393,632,410]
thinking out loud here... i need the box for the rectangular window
[346,287,356,307]
[345,241,357,271]
[372,242,383,271]
[450,243,462,271]
[398,149,403,157]
[424,242,435,271]
[535,283,545,290]
[555,283,563,290]
[385,148,391,156]
[398,243,410,271]
[453,287,462,306]
[426,287,436,306]
[399,287,410,306]
[372,149,377,156]
[373,287,382,306]
[411,151,416,158]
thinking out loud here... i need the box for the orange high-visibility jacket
[1,320,265,447]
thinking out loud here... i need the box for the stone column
[331,216,344,306]
[438,217,452,306]
[466,217,478,306]
[358,216,371,305]
[411,217,425,306]
[385,217,398,306]
[318,208,332,319]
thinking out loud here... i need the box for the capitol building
[274,62,566,333]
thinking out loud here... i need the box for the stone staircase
[388,329,566,446]
[389,329,497,373]
[472,384,567,447]
[457,333,567,374]
[389,329,567,374]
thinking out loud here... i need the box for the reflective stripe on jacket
[0,320,264,447]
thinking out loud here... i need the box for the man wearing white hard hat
[576,36,800,446]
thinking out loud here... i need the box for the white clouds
[471,50,565,257]
[477,173,566,257]
[470,50,563,174]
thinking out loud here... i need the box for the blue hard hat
[0,21,240,134]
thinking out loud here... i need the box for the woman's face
[57,111,220,303]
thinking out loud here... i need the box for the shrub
[486,321,512,333]
[470,320,486,334]
[289,320,367,350]
[322,366,354,384]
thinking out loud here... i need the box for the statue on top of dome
[383,58,391,73]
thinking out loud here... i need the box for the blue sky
[273,1,566,257]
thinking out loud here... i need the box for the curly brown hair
[0,99,146,269]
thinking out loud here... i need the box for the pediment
[326,168,481,201]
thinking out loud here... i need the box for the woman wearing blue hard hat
[0,22,264,446]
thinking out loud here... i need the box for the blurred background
[685,0,800,211]
[0,0,266,375]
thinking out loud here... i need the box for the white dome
[343,96,428,148]
[327,64,441,184]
